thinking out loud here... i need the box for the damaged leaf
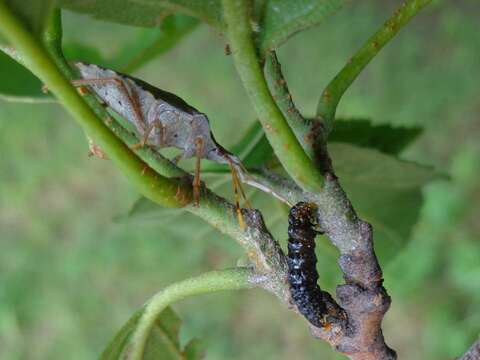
[100,306,205,360]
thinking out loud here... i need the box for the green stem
[264,52,312,144]
[129,268,256,360]
[317,0,432,132]
[264,51,326,167]
[0,3,191,207]
[222,0,324,192]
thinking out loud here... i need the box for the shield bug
[72,62,250,223]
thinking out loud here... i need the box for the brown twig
[249,140,397,359]
[307,174,395,360]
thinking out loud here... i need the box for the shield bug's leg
[193,137,204,206]
[227,160,246,229]
[232,165,251,209]
[71,77,148,146]
[131,119,162,150]
[220,154,251,209]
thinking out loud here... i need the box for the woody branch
[264,48,395,360]
[218,0,429,360]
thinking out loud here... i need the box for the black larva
[287,202,328,327]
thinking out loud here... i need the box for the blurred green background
[1,1,479,359]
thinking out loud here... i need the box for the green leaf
[58,0,222,29]
[329,143,438,261]
[57,0,171,27]
[62,42,109,67]
[213,117,422,175]
[62,14,199,73]
[100,310,143,360]
[3,0,53,37]
[329,118,422,155]
[331,142,435,188]
[0,51,54,102]
[100,306,205,360]
[256,0,345,53]
[59,1,345,55]
[229,121,274,168]
[114,15,200,72]
[140,0,223,29]
[184,338,206,360]
[0,1,55,101]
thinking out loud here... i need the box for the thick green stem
[317,0,432,132]
[264,52,331,173]
[0,3,192,207]
[129,268,256,360]
[222,0,324,192]
[264,52,313,153]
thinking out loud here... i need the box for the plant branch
[247,169,397,359]
[265,51,331,173]
[222,0,325,192]
[316,0,432,132]
[187,191,289,300]
[242,6,405,351]
[1,4,399,358]
[305,175,395,360]
[265,52,310,135]
[246,65,392,350]
[129,267,258,360]
[229,170,397,359]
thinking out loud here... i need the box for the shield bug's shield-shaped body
[72,62,248,218]
[74,62,231,164]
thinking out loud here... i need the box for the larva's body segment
[287,202,327,328]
